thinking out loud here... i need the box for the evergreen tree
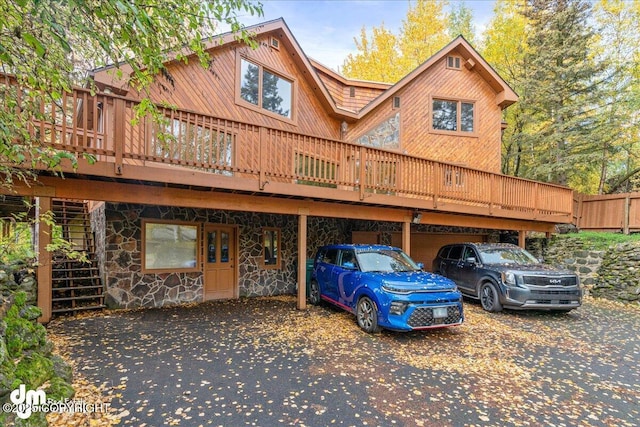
[517,0,605,187]
[262,71,289,117]
[448,1,476,45]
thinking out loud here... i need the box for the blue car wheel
[309,280,321,305]
[356,296,380,333]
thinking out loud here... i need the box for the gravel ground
[47,295,640,427]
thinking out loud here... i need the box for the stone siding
[94,203,509,309]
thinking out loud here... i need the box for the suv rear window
[437,247,451,259]
[447,245,463,260]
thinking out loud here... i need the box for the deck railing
[4,77,573,221]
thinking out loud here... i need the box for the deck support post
[35,196,52,323]
[297,210,308,310]
[402,220,411,256]
[518,230,526,249]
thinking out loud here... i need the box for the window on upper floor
[239,57,293,120]
[432,98,475,134]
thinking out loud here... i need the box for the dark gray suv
[432,243,582,312]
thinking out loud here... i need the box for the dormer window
[238,57,294,120]
[447,56,461,70]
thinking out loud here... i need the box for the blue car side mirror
[343,261,356,269]
[417,262,424,270]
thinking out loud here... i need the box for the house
[0,19,573,323]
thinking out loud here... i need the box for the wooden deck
[5,78,573,225]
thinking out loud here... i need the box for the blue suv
[310,244,464,333]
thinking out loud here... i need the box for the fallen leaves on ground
[46,295,640,427]
[46,332,123,426]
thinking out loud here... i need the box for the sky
[236,0,497,71]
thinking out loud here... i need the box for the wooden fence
[574,193,640,233]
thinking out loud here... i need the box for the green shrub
[555,231,640,250]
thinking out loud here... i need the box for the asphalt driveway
[47,296,640,426]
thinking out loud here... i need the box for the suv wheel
[479,282,503,312]
[309,280,321,305]
[356,296,380,333]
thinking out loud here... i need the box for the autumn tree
[0,0,263,188]
[398,0,450,72]
[341,24,402,82]
[591,0,640,193]
[481,0,529,177]
[342,0,458,83]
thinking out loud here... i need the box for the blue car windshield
[479,248,538,265]
[356,249,420,273]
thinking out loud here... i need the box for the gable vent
[393,96,401,109]
[270,36,280,50]
[447,56,461,70]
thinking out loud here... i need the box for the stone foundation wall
[0,263,37,306]
[592,242,640,302]
[543,236,604,290]
[543,236,640,303]
[98,204,355,308]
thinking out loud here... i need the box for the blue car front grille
[407,305,462,328]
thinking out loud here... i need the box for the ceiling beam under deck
[3,176,557,233]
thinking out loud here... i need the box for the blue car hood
[364,271,457,292]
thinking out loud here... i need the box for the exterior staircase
[51,199,105,315]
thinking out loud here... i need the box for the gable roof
[357,35,518,115]
[92,19,517,119]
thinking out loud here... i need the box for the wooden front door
[204,225,237,300]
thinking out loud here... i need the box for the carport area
[47,296,639,426]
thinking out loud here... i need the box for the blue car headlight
[381,284,411,294]
[389,301,409,315]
